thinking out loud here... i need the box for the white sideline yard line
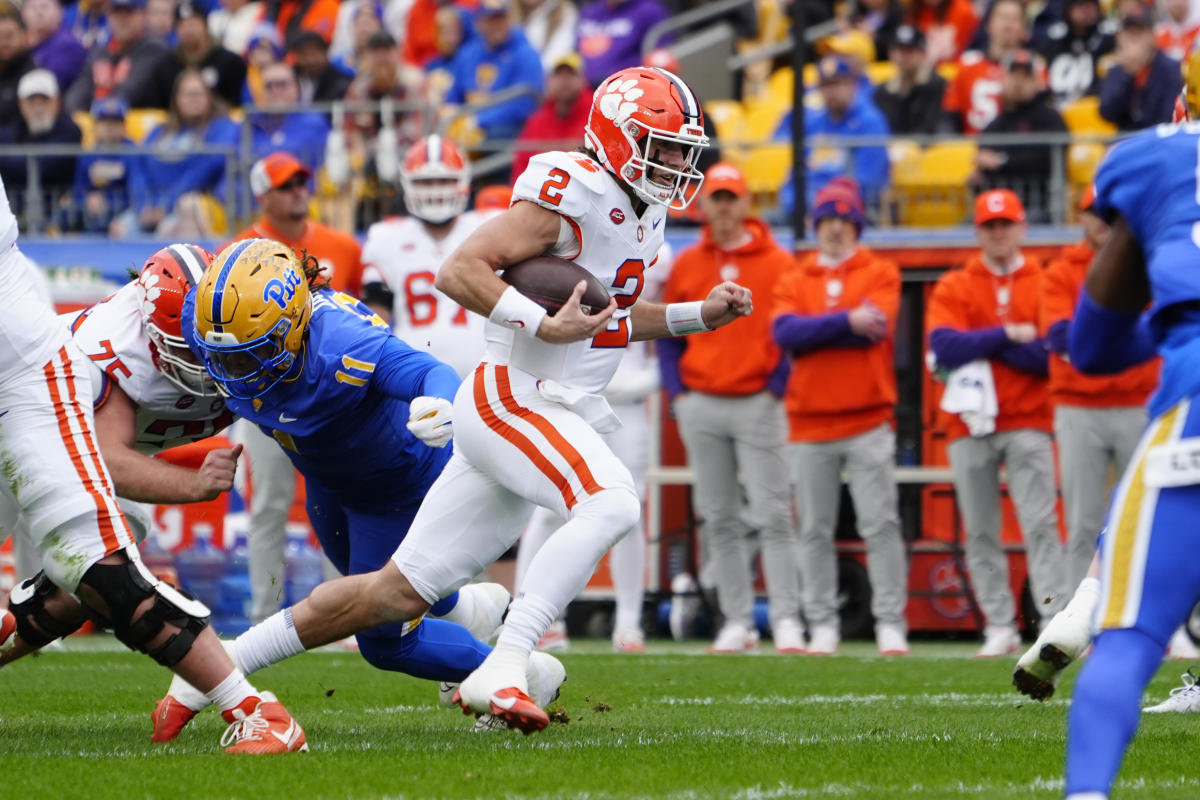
[654,691,1069,708]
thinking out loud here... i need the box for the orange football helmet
[400,134,470,224]
[138,243,218,396]
[584,66,709,210]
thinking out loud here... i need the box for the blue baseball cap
[475,0,508,18]
[91,96,128,120]
[817,54,854,84]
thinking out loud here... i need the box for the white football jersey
[496,151,667,394]
[63,282,235,454]
[362,211,497,378]
[0,174,69,385]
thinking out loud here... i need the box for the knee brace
[78,552,211,668]
[7,571,85,648]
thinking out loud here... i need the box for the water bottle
[668,572,700,642]
[173,523,224,612]
[284,532,324,607]
[138,531,178,588]
[214,536,252,636]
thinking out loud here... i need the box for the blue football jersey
[1092,123,1200,333]
[183,287,452,505]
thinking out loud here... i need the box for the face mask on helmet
[400,135,471,224]
[619,121,706,209]
[199,318,299,400]
[138,243,218,397]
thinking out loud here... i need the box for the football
[501,255,611,316]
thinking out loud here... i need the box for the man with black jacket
[974,50,1068,224]
[1098,8,1181,130]
[65,0,173,113]
[288,30,351,104]
[166,1,247,108]
[1035,0,1115,106]
[873,25,947,135]
[0,69,81,223]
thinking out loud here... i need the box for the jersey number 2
[592,259,646,349]
[538,168,571,207]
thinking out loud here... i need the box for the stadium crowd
[0,0,1194,235]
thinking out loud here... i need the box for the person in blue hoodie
[773,54,890,219]
[69,96,139,233]
[446,0,543,141]
[119,67,239,235]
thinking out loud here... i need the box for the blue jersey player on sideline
[1062,122,1200,799]
[151,238,560,741]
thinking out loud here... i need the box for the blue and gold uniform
[1065,124,1200,797]
[182,239,487,681]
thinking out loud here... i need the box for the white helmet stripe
[166,243,207,286]
[427,134,442,165]
[653,68,699,122]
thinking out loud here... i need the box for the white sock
[234,608,304,675]
[205,668,260,714]
[514,507,560,593]
[496,594,559,653]
[610,525,645,632]
[1064,793,1107,800]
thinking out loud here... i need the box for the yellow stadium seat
[228,107,244,123]
[705,100,746,146]
[767,66,793,102]
[72,110,95,149]
[865,61,897,85]
[936,62,959,83]
[892,141,978,226]
[887,139,923,184]
[742,143,792,194]
[126,108,168,143]
[1061,96,1117,136]
[1068,141,1106,187]
[742,98,790,142]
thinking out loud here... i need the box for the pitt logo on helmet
[193,238,311,400]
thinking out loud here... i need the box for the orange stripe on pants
[494,366,604,498]
[473,365,580,509]
[42,348,123,554]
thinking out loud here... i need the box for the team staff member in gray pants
[926,190,1067,658]
[659,163,804,654]
[1039,187,1158,592]
[772,179,909,656]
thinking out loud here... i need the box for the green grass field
[1,637,1196,800]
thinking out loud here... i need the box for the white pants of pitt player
[393,363,641,693]
[0,343,135,594]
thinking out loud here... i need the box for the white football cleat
[612,626,646,653]
[1145,668,1200,713]
[772,618,806,654]
[876,623,909,656]
[708,622,758,653]
[471,651,566,732]
[806,624,839,656]
[454,652,548,735]
[976,625,1021,659]
[1013,588,1098,699]
[1167,628,1200,660]
[535,619,570,651]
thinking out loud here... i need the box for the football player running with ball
[197,66,753,734]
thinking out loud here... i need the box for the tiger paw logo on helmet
[138,269,162,318]
[599,79,645,127]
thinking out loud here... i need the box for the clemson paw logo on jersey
[599,79,645,127]
[138,270,162,317]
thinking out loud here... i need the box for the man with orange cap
[772,177,910,656]
[925,188,1067,658]
[660,161,803,654]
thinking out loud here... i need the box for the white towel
[939,359,998,437]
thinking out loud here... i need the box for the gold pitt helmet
[1179,46,1200,121]
[192,238,311,400]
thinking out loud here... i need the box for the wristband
[489,286,547,337]
[666,301,709,336]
